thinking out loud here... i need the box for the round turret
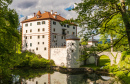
[66,35,80,68]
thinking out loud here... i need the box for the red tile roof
[21,10,66,23]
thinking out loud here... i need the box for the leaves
[73,0,130,50]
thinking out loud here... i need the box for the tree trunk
[120,0,130,49]
[111,35,113,52]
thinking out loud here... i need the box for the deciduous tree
[73,0,130,49]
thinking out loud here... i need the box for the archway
[98,55,110,67]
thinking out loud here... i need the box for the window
[42,28,45,31]
[44,47,46,50]
[72,43,74,45]
[64,24,66,27]
[61,36,63,39]
[72,32,75,35]
[73,26,75,29]
[67,31,69,34]
[38,29,40,32]
[53,21,56,25]
[30,29,32,32]
[53,28,55,32]
[67,25,69,28]
[64,36,66,39]
[38,35,40,39]
[42,35,45,38]
[26,30,27,33]
[55,43,57,45]
[54,35,56,38]
[25,24,28,27]
[38,42,40,45]
[42,42,44,44]
[30,23,32,26]
[25,36,27,39]
[30,43,32,47]
[26,43,27,47]
[36,47,38,50]
[30,36,32,39]
[42,21,45,24]
[72,50,74,52]
[37,22,41,25]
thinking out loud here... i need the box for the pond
[1,68,121,84]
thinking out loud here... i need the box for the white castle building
[21,10,80,68]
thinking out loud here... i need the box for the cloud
[64,5,74,11]
[9,0,84,36]
[17,1,37,9]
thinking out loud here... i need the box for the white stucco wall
[51,47,67,66]
[51,20,77,46]
[22,20,49,59]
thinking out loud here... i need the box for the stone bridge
[97,52,122,65]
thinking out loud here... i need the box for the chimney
[51,10,53,14]
[34,13,36,17]
[54,12,57,15]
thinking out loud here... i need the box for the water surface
[2,68,121,84]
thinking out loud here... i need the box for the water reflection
[0,68,121,84]
[11,70,121,84]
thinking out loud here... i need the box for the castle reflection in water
[19,72,121,84]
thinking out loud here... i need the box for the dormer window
[36,15,39,18]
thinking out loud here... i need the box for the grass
[81,55,110,70]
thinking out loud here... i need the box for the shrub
[16,51,54,68]
[109,65,119,72]
[115,71,126,79]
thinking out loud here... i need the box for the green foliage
[12,68,54,80]
[104,50,130,84]
[0,0,20,77]
[16,51,53,68]
[72,0,130,50]
[115,71,127,79]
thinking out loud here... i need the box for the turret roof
[66,35,80,40]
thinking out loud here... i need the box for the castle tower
[66,35,80,68]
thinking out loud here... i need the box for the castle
[21,10,80,68]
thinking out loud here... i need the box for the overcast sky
[8,0,99,39]
[9,0,81,21]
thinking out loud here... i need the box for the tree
[0,0,20,76]
[73,0,130,49]
[99,14,128,51]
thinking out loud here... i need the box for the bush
[109,65,119,72]
[115,71,126,79]
[16,51,54,68]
